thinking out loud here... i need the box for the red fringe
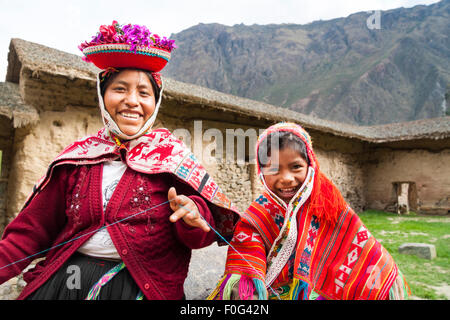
[309,171,347,224]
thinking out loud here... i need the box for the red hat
[79,21,176,140]
[79,21,176,73]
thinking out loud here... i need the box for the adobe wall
[6,107,103,223]
[364,148,450,215]
[315,149,365,212]
[5,68,98,222]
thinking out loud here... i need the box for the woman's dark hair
[100,68,160,103]
[258,131,310,167]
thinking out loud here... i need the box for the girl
[208,122,409,300]
[0,21,239,300]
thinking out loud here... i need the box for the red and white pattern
[334,225,371,296]
[234,232,251,243]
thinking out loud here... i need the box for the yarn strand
[178,203,281,300]
[1,197,280,300]
[85,262,126,300]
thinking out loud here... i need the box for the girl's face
[103,69,156,136]
[261,147,309,204]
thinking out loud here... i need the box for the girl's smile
[261,147,309,204]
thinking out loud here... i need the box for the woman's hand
[168,187,211,232]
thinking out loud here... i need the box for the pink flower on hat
[99,21,118,43]
[79,20,176,53]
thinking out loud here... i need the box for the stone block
[398,243,436,260]
[184,242,228,300]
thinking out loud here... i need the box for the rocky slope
[164,0,450,125]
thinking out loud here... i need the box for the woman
[0,21,239,300]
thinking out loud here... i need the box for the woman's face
[103,69,156,137]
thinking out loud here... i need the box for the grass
[358,210,450,300]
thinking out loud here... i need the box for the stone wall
[315,149,366,212]
[364,148,450,215]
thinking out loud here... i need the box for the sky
[0,0,441,81]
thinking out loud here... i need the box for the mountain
[164,0,450,125]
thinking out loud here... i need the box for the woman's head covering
[79,21,176,140]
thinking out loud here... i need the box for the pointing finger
[168,187,190,211]
[169,200,193,222]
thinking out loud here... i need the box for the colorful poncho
[208,122,409,300]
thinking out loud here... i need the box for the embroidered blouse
[77,160,127,260]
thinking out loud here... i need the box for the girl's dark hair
[258,131,310,167]
[100,68,160,102]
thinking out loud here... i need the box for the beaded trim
[83,44,171,61]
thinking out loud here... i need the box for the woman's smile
[103,69,156,136]
[119,111,141,120]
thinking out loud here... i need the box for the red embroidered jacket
[0,163,216,300]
